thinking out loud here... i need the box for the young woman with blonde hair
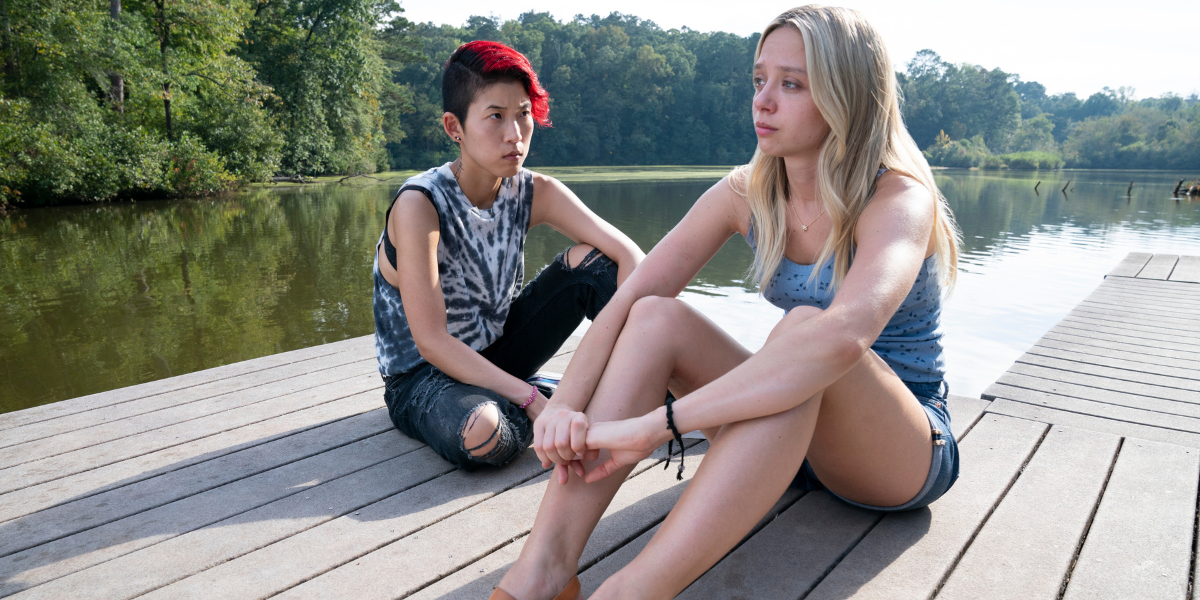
[491,5,962,599]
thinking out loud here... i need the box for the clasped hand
[532,404,665,485]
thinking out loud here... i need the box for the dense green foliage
[0,0,407,207]
[906,51,1199,170]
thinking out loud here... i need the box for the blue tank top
[744,226,946,383]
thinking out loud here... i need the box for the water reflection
[2,169,1199,412]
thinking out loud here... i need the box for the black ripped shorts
[382,248,618,470]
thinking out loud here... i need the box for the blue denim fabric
[792,380,960,511]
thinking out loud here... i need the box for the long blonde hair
[732,5,960,294]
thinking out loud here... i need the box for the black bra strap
[382,185,435,270]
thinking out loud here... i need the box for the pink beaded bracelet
[519,385,537,410]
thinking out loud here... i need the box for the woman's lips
[503,151,522,161]
[755,122,777,136]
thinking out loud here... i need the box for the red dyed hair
[443,40,551,127]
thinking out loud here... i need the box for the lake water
[2,168,1198,413]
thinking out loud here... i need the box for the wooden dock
[0,252,1198,599]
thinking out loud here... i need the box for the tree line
[2,7,1196,208]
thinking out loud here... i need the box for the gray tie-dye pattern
[373,163,534,376]
[746,224,946,383]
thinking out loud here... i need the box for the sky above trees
[402,0,1198,100]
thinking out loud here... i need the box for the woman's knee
[627,296,689,334]
[458,401,525,466]
[565,244,597,269]
[765,305,823,346]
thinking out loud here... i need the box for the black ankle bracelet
[664,393,685,480]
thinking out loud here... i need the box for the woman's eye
[783,80,798,89]
[753,77,765,87]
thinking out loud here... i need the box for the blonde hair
[731,5,960,294]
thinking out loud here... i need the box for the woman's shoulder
[862,170,934,220]
[401,163,452,191]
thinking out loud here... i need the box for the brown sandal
[489,575,580,600]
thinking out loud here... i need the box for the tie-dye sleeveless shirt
[373,163,534,376]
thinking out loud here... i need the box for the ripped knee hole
[461,403,502,457]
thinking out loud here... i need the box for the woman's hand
[533,404,596,484]
[583,410,670,484]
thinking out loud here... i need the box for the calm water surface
[2,168,1198,413]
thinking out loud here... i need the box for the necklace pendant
[801,225,808,231]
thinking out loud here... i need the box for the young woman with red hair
[373,41,642,473]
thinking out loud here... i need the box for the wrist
[643,406,675,446]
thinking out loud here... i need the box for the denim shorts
[792,380,960,511]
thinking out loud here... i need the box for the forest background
[1,1,1197,207]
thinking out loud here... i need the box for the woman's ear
[442,112,463,143]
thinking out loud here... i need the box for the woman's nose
[752,88,773,113]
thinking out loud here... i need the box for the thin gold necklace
[787,198,825,232]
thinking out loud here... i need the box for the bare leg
[591,306,933,599]
[497,297,751,599]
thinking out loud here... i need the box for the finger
[556,462,569,485]
[572,459,584,478]
[553,421,574,464]
[584,458,621,484]
[585,449,600,462]
[569,415,588,458]
[532,421,549,468]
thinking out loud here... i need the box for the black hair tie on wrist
[664,393,685,481]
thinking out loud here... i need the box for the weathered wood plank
[1051,323,1197,353]
[6,446,460,600]
[0,408,397,556]
[936,426,1121,600]
[0,393,385,522]
[1016,352,1200,391]
[1105,252,1152,278]
[0,373,382,495]
[680,491,880,599]
[270,444,699,600]
[1086,283,1200,305]
[804,414,1048,600]
[1097,280,1200,301]
[1032,338,1200,373]
[985,379,1200,421]
[1135,254,1180,280]
[1169,255,1200,283]
[947,396,990,439]
[1078,298,1200,321]
[1102,276,1200,297]
[1047,324,1197,355]
[1005,362,1200,404]
[0,360,378,465]
[1062,439,1199,600]
[0,336,374,432]
[1058,316,1200,346]
[138,449,556,600]
[1068,306,1200,334]
[984,399,1200,449]
[0,432,425,596]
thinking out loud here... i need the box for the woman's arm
[383,191,549,417]
[529,173,644,284]
[533,176,749,470]
[583,174,940,480]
